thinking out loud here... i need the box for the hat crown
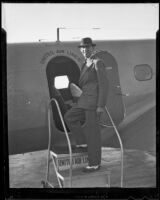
[79,37,96,47]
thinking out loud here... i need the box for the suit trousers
[64,105,101,166]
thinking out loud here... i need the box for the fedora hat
[78,37,96,48]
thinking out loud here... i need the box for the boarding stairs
[46,148,111,188]
[42,98,123,188]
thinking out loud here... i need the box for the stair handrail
[48,98,73,188]
[104,106,124,188]
[47,100,62,187]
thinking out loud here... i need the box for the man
[64,37,109,172]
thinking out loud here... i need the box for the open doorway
[46,56,80,132]
[46,56,80,100]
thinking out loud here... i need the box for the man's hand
[96,107,105,121]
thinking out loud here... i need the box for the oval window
[54,75,69,89]
[134,64,153,81]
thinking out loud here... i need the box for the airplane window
[54,75,69,89]
[134,64,153,81]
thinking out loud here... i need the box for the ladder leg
[51,156,63,188]
[105,106,124,188]
[46,149,50,182]
[108,174,110,187]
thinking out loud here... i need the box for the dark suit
[64,58,109,166]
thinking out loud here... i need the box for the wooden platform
[9,147,156,188]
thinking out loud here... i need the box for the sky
[2,3,159,43]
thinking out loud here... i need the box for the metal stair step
[50,147,88,171]
[51,149,87,159]
[50,145,87,155]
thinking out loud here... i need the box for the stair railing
[47,98,73,188]
[104,106,124,188]
[46,99,62,188]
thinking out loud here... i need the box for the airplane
[3,27,157,188]
[6,30,156,156]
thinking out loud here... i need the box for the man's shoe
[82,165,101,173]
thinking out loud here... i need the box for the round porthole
[134,64,153,81]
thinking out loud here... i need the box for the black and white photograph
[2,2,159,199]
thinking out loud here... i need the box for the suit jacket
[77,58,109,110]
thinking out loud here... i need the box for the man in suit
[64,37,109,172]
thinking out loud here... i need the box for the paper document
[70,83,82,97]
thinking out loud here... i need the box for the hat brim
[78,44,96,48]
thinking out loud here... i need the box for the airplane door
[46,56,80,101]
[46,56,80,132]
[92,51,125,126]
